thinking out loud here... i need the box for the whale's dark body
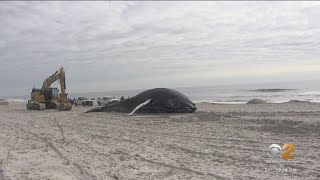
[86,88,197,113]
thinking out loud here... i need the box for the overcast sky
[1,1,320,96]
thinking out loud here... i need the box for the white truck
[74,97,94,106]
[97,96,118,106]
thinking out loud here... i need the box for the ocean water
[4,80,320,104]
[69,80,320,104]
[179,80,320,103]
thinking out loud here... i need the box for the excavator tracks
[26,102,46,111]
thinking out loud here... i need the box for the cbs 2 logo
[268,144,294,159]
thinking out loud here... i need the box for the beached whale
[86,88,197,115]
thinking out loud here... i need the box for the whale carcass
[86,88,197,115]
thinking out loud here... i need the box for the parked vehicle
[97,96,118,105]
[74,97,94,106]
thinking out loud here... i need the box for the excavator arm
[41,68,66,93]
[41,67,71,110]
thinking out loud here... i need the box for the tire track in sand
[19,128,98,180]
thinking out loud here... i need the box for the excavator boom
[41,68,66,94]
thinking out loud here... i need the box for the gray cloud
[1,1,320,96]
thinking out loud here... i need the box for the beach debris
[113,173,119,179]
[246,99,267,104]
[86,88,197,114]
[286,100,311,103]
[0,99,9,106]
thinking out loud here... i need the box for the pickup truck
[74,97,94,106]
[97,96,118,106]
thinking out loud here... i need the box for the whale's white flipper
[129,99,151,116]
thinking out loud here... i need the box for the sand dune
[0,102,319,179]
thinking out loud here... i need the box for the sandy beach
[0,102,319,180]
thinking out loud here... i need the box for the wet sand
[0,102,320,179]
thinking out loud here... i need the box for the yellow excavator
[27,67,72,111]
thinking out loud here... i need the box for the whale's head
[164,94,197,113]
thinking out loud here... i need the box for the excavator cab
[46,88,59,101]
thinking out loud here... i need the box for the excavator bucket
[59,102,72,111]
